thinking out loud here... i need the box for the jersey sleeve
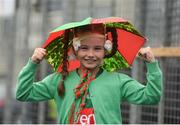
[120,61,163,105]
[16,58,61,102]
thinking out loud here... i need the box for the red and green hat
[42,17,146,72]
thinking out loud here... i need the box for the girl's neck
[78,66,100,78]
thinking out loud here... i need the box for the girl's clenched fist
[31,48,47,63]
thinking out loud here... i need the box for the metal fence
[0,0,180,124]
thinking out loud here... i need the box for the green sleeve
[16,58,60,102]
[120,61,163,105]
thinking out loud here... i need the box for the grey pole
[14,0,31,123]
[71,0,76,21]
[129,59,142,124]
[111,0,116,16]
[3,17,15,124]
[38,0,49,123]
[90,0,94,17]
[157,59,164,124]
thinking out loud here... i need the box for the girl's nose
[87,49,94,57]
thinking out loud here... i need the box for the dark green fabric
[85,90,93,108]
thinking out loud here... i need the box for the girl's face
[76,33,105,70]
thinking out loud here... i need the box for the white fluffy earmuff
[72,38,81,51]
[104,39,112,52]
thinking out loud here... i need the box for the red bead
[75,91,81,98]
[80,103,85,107]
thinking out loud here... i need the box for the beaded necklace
[68,68,95,124]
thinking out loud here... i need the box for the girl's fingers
[36,52,44,60]
[138,47,155,62]
[39,48,47,55]
[31,48,47,63]
[36,49,46,57]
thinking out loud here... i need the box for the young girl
[16,23,162,124]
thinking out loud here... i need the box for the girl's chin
[81,64,99,70]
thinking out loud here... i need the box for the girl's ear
[104,49,108,57]
[72,47,78,56]
[67,47,78,61]
[74,50,78,57]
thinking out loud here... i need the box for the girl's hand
[138,47,156,63]
[31,48,47,63]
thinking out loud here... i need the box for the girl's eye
[95,47,103,51]
[79,46,88,50]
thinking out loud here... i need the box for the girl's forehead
[73,24,105,36]
[77,32,105,44]
[80,38,105,46]
[75,32,103,38]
